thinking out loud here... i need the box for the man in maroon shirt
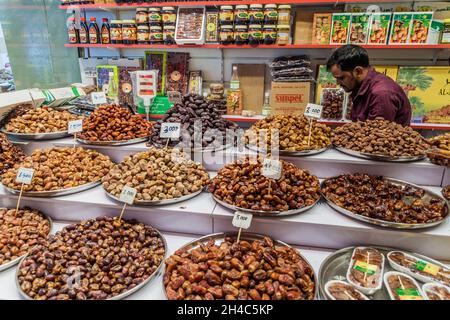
[326,44,412,126]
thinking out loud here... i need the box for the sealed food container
[122,20,137,44]
[234,5,249,24]
[175,6,206,45]
[249,4,264,24]
[384,271,425,300]
[368,13,391,45]
[389,12,413,44]
[220,25,234,44]
[210,83,224,95]
[110,20,122,44]
[136,7,148,24]
[277,5,291,25]
[387,251,450,286]
[263,24,277,44]
[349,13,370,44]
[163,25,176,44]
[321,88,344,120]
[148,7,162,26]
[248,24,263,44]
[346,247,385,295]
[205,12,219,43]
[330,13,351,44]
[276,25,290,45]
[220,5,234,25]
[150,25,163,43]
[264,4,278,24]
[409,12,433,44]
[137,25,149,44]
[312,13,331,44]
[324,280,370,300]
[162,7,177,26]
[234,25,248,45]
[442,19,450,44]
[422,283,450,300]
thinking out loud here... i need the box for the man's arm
[366,90,399,122]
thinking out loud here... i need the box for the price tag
[262,159,282,180]
[304,103,323,119]
[160,122,181,139]
[91,91,107,105]
[119,186,137,205]
[232,211,253,229]
[68,119,83,134]
[16,168,35,185]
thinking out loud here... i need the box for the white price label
[262,159,282,180]
[68,120,83,134]
[304,103,323,119]
[91,91,107,105]
[16,168,35,184]
[160,123,181,139]
[119,186,137,205]
[232,211,253,229]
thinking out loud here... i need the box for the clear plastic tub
[384,271,425,300]
[324,280,370,300]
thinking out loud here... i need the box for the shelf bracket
[432,49,442,65]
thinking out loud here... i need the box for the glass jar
[441,19,450,44]
[122,20,137,44]
[248,24,263,44]
[276,25,290,45]
[110,20,123,44]
[162,7,176,26]
[148,8,162,26]
[163,25,176,44]
[136,7,148,24]
[264,4,278,24]
[137,25,149,44]
[234,5,249,25]
[277,5,291,25]
[220,25,234,44]
[150,25,163,43]
[220,6,234,25]
[234,25,248,45]
[263,25,277,45]
[249,4,264,24]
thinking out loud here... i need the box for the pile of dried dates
[427,133,450,167]
[0,133,26,175]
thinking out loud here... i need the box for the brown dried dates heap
[17,217,165,300]
[2,147,114,192]
[103,148,209,202]
[77,104,152,142]
[0,133,26,174]
[164,236,315,300]
[244,115,331,152]
[427,133,450,167]
[0,208,51,267]
[332,119,429,157]
[208,157,320,212]
[321,173,447,224]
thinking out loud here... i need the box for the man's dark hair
[326,44,370,71]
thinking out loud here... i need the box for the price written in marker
[68,120,83,134]
[262,159,282,180]
[91,91,107,105]
[232,211,253,229]
[304,103,323,119]
[119,186,137,205]
[16,168,35,185]
[160,122,181,139]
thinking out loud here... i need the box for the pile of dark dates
[0,133,25,174]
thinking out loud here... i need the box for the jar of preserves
[122,20,137,44]
[249,4,264,24]
[276,25,290,45]
[248,24,263,44]
[162,7,176,26]
[234,25,248,45]
[137,25,149,44]
[277,5,291,25]
[150,25,163,43]
[136,7,148,24]
[163,25,176,44]
[220,6,234,25]
[110,20,122,44]
[220,25,234,44]
[234,5,249,25]
[263,25,276,45]
[148,8,162,26]
[264,4,278,24]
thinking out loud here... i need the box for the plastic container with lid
[67,17,79,44]
[248,24,263,44]
[276,25,290,45]
[234,25,248,45]
[234,5,249,25]
[110,20,122,44]
[136,7,148,24]
[122,20,137,44]
[79,17,89,44]
[150,25,163,43]
[101,18,110,44]
[163,25,176,44]
[277,5,291,25]
[137,25,149,44]
[220,25,234,44]
[220,6,234,25]
[148,7,162,26]
[263,24,277,45]
[264,4,278,24]
[162,7,177,26]
[441,19,450,44]
[88,17,100,44]
[249,4,264,24]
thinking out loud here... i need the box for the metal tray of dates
[150,141,233,153]
[1,128,71,141]
[319,245,447,300]
[76,135,151,146]
[212,194,320,217]
[0,215,53,273]
[246,143,330,157]
[333,145,426,162]
[320,177,449,229]
[15,224,167,300]
[163,232,318,300]
[3,180,102,197]
[105,188,203,206]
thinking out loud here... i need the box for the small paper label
[119,186,137,205]
[262,159,282,180]
[91,91,107,105]
[68,120,83,134]
[232,211,253,229]
[16,168,35,184]
[160,122,181,139]
[396,288,423,300]
[304,103,323,119]
[415,260,440,276]
[353,260,378,275]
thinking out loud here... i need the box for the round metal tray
[321,176,449,229]
[3,180,102,197]
[105,188,204,206]
[162,231,318,300]
[1,128,71,141]
[212,194,320,217]
[246,143,330,157]
[0,213,53,273]
[16,221,167,300]
[319,246,448,300]
[333,145,426,162]
[150,141,233,153]
[76,136,150,146]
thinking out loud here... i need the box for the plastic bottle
[79,17,89,44]
[261,92,271,116]
[230,65,240,90]
[101,18,110,44]
[88,17,100,44]
[67,17,79,44]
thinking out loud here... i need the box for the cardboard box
[311,13,332,44]
[367,13,392,45]
[345,3,412,13]
[427,20,444,44]
[389,12,413,44]
[79,58,108,86]
[107,58,143,68]
[42,87,85,108]
[294,7,336,45]
[96,65,119,101]
[349,13,370,44]
[270,82,311,115]
[330,13,351,44]
[409,12,433,44]
[233,64,265,114]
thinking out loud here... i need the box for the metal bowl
[333,145,426,162]
[105,189,204,206]
[3,180,102,197]
[76,136,150,146]
[246,143,330,157]
[150,141,233,153]
[1,128,70,141]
